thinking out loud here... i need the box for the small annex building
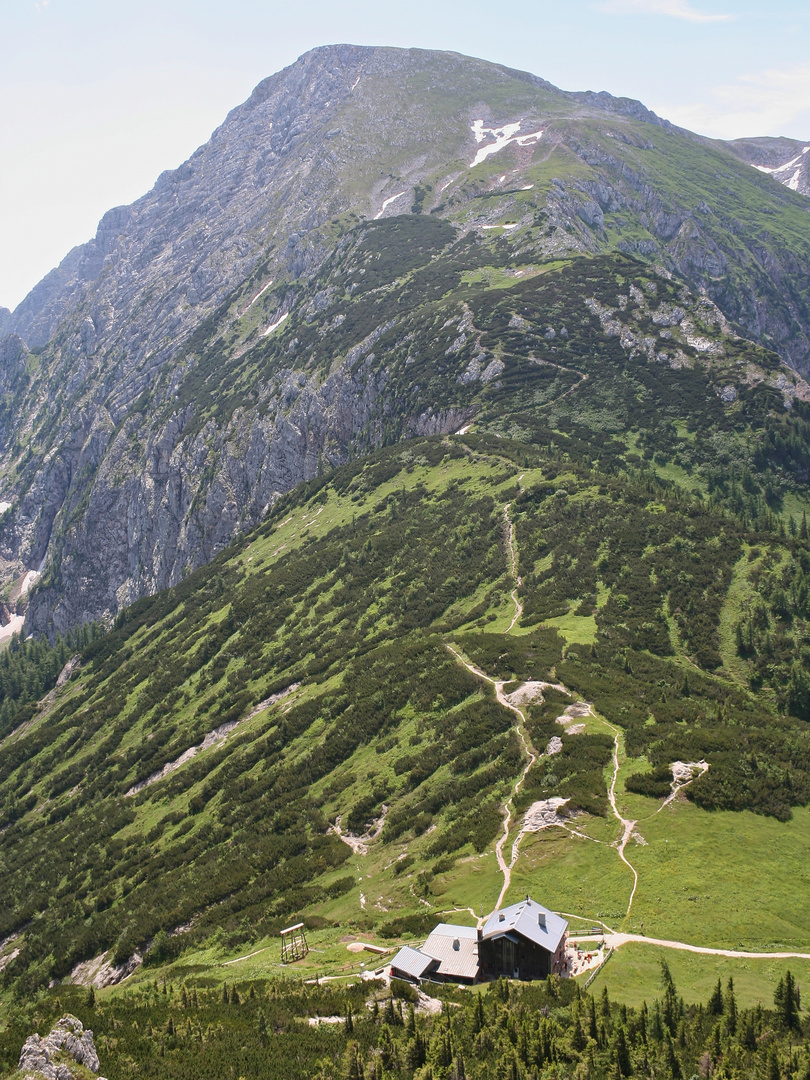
[389,897,567,985]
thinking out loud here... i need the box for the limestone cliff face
[2,44,810,635]
[16,1014,104,1080]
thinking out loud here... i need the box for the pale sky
[2,0,809,312]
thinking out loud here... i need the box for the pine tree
[406,1002,416,1034]
[404,1031,426,1070]
[661,961,678,1033]
[341,1042,365,1080]
[471,992,485,1035]
[588,996,599,1041]
[614,1026,632,1076]
[378,1026,395,1070]
[724,977,737,1035]
[775,970,800,1030]
[451,1051,467,1080]
[663,1033,682,1079]
[767,1049,781,1080]
[571,1018,587,1051]
[740,1016,757,1050]
[708,977,723,1015]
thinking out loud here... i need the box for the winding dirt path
[444,650,532,899]
[447,645,641,920]
[446,646,561,912]
[446,480,645,918]
[598,715,640,917]
[604,933,810,962]
[503,483,524,634]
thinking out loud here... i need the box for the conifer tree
[588,995,599,1041]
[663,1033,682,1079]
[767,1048,781,1080]
[708,977,723,1015]
[471,993,485,1035]
[614,1025,632,1076]
[724,977,737,1035]
[775,970,800,1030]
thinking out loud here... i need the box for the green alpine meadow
[2,43,810,1080]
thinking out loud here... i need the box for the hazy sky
[2,0,809,311]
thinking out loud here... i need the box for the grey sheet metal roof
[390,945,437,980]
[422,924,480,981]
[481,897,567,955]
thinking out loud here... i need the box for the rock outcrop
[17,1014,105,1080]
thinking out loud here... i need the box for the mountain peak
[2,44,810,635]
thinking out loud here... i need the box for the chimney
[498,912,505,922]
[538,912,546,929]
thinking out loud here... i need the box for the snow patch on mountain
[374,191,407,219]
[262,312,288,337]
[244,280,273,312]
[470,120,544,167]
[752,145,810,192]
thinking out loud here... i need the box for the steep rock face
[4,45,810,634]
[24,354,402,633]
[725,136,810,196]
[17,1014,103,1080]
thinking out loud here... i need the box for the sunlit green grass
[591,943,810,1009]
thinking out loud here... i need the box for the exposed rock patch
[125,682,299,795]
[69,948,142,989]
[17,1014,105,1080]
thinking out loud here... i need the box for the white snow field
[261,312,288,337]
[374,191,407,219]
[470,120,544,167]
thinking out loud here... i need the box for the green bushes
[2,962,809,1080]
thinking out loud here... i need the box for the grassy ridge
[2,252,810,1009]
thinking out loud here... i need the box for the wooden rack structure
[280,922,309,963]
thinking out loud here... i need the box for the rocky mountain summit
[2,44,810,635]
[16,1015,104,1080]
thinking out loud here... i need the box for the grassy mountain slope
[3,251,810,1010]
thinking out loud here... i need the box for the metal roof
[427,923,477,940]
[481,897,567,955]
[390,945,436,981]
[422,925,480,981]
